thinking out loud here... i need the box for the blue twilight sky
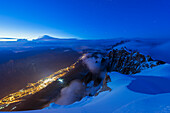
[0,0,170,40]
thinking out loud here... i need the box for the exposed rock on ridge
[106,47,165,75]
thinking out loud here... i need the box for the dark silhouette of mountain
[34,35,59,41]
[33,35,77,42]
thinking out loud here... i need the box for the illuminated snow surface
[2,39,170,113]
[3,64,170,113]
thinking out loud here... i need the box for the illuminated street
[0,55,86,111]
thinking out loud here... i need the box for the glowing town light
[58,78,63,83]
[0,54,86,110]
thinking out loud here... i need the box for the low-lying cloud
[55,80,85,105]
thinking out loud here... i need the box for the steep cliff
[105,47,165,75]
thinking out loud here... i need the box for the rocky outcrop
[75,47,166,98]
[95,73,112,96]
[105,47,165,75]
[80,47,167,97]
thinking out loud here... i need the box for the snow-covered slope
[44,66,170,113]
[114,39,170,63]
[4,63,170,113]
[2,38,170,113]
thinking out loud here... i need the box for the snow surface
[5,64,170,113]
[114,39,170,63]
[135,64,170,78]
[2,38,170,113]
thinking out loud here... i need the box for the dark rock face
[80,46,167,97]
[106,47,165,75]
[82,72,93,85]
[95,73,112,96]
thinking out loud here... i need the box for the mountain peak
[34,35,60,41]
[33,35,78,41]
[40,35,59,40]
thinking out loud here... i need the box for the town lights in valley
[58,78,63,83]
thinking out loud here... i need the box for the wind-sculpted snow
[41,66,170,113]
[1,39,170,113]
[127,76,170,94]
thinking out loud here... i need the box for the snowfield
[2,38,170,113]
[114,39,170,63]
[5,63,170,113]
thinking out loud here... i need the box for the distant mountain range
[0,37,17,41]
[33,35,77,41]
[0,35,78,42]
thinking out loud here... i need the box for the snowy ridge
[2,39,170,113]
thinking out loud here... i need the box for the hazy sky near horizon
[0,0,170,39]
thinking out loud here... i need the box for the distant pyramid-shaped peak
[35,35,60,41]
